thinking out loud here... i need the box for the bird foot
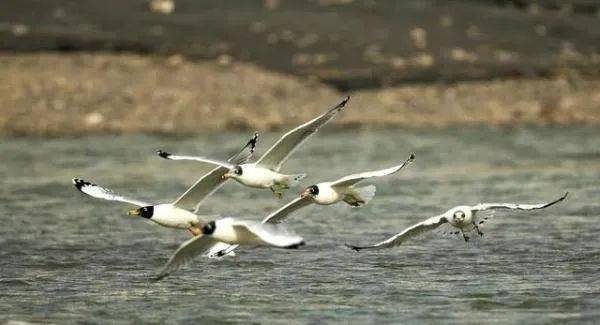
[473,224,484,237]
[270,186,284,199]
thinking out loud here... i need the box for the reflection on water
[1,126,599,323]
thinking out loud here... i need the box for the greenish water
[1,127,599,323]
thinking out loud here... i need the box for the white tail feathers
[287,173,307,187]
[356,185,377,205]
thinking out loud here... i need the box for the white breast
[237,164,281,188]
[211,218,244,244]
[151,204,200,229]
[313,183,342,205]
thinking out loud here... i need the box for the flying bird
[205,153,415,258]
[345,192,568,251]
[156,217,304,279]
[156,96,350,198]
[262,153,415,224]
[72,133,258,235]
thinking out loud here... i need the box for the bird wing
[255,96,349,171]
[155,235,221,280]
[225,132,259,165]
[261,197,313,224]
[232,220,304,248]
[331,153,415,188]
[471,192,568,212]
[72,178,151,207]
[169,133,259,212]
[172,167,230,212]
[345,215,448,251]
[156,151,234,169]
[211,198,311,256]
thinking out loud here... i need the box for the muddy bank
[1,53,599,136]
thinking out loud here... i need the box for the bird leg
[461,230,470,242]
[270,186,284,199]
[270,185,286,199]
[473,222,484,237]
[350,198,366,207]
[343,193,365,207]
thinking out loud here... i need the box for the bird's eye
[201,221,216,234]
[235,167,242,175]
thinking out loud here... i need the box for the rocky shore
[1,53,599,136]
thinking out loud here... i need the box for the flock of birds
[72,96,567,279]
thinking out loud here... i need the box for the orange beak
[188,226,202,236]
[300,189,311,199]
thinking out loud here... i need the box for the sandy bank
[1,53,599,136]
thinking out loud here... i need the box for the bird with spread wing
[156,96,350,198]
[346,192,568,251]
[155,217,304,280]
[72,133,258,235]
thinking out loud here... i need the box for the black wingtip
[285,241,306,249]
[153,273,168,282]
[338,96,350,108]
[72,178,92,191]
[550,192,569,204]
[344,243,363,252]
[248,132,259,151]
[409,152,416,160]
[554,192,569,204]
[156,150,171,159]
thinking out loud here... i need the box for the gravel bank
[1,53,598,136]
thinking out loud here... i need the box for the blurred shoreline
[2,0,600,136]
[3,0,600,90]
[1,52,599,137]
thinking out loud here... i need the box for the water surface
[1,127,599,323]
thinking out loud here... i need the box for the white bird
[262,153,415,224]
[345,192,568,251]
[72,133,258,235]
[205,153,415,258]
[156,217,304,279]
[156,96,350,198]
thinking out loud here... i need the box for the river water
[1,126,599,323]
